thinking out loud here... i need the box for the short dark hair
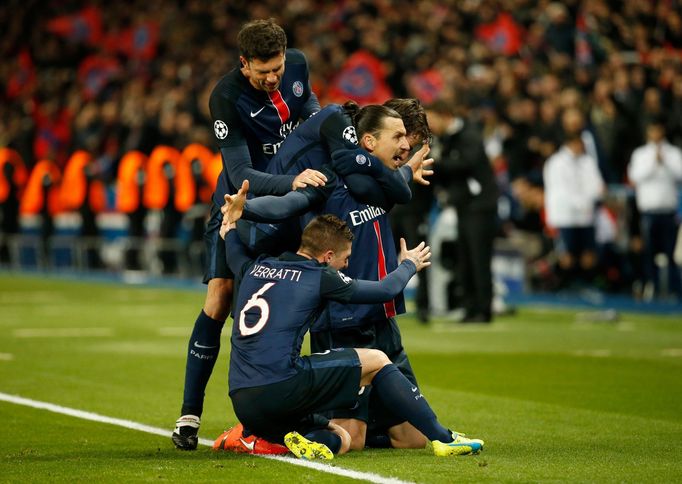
[237,19,287,61]
[300,214,354,256]
[383,98,431,144]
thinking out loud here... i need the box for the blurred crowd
[2,0,682,300]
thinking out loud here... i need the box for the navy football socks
[372,364,451,443]
[181,310,224,417]
[304,429,342,454]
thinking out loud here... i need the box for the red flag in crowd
[118,20,160,60]
[475,12,524,56]
[46,6,103,45]
[6,49,36,99]
[327,50,393,104]
[77,55,122,100]
[406,69,445,105]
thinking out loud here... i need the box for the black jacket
[436,118,498,211]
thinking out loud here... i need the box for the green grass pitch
[0,273,681,483]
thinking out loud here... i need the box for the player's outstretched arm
[222,168,335,223]
[323,239,431,304]
[398,237,432,271]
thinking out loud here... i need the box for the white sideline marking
[572,349,611,357]
[13,328,113,338]
[662,348,682,357]
[0,353,13,361]
[0,392,412,484]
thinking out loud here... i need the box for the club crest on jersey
[338,271,352,284]
[292,81,304,97]
[355,154,369,165]
[214,120,228,139]
[343,126,358,145]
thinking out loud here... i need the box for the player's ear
[239,56,248,69]
[361,133,376,151]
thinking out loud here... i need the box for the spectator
[543,108,606,289]
[627,118,682,300]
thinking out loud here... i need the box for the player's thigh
[202,203,235,283]
[300,349,364,411]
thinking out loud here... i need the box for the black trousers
[455,206,497,318]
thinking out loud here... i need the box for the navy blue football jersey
[266,104,367,175]
[228,252,356,393]
[239,104,407,329]
[209,49,319,204]
[314,183,406,330]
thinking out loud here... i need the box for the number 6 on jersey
[239,282,276,336]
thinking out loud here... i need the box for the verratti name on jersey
[249,263,302,282]
[348,204,386,227]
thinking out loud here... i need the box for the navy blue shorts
[202,203,233,283]
[310,318,419,430]
[229,348,362,443]
[556,226,596,258]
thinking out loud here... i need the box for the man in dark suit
[426,100,499,323]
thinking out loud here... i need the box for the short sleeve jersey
[209,49,318,203]
[228,252,358,393]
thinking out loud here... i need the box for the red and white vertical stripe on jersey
[373,220,396,318]
[268,89,290,124]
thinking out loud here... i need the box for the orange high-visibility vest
[144,145,180,210]
[60,150,106,212]
[116,151,148,213]
[175,143,215,212]
[0,148,28,203]
[19,159,62,215]
[206,152,222,193]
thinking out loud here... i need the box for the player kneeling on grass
[215,182,484,459]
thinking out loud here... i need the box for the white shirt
[543,145,605,228]
[627,140,682,213]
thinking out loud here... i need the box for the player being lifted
[172,18,328,450]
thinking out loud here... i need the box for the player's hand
[406,144,434,186]
[221,179,249,227]
[399,238,431,272]
[292,168,327,190]
[218,215,235,240]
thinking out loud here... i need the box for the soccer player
[172,18,327,450]
[220,193,484,459]
[227,100,433,254]
[224,102,442,451]
[212,101,434,454]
